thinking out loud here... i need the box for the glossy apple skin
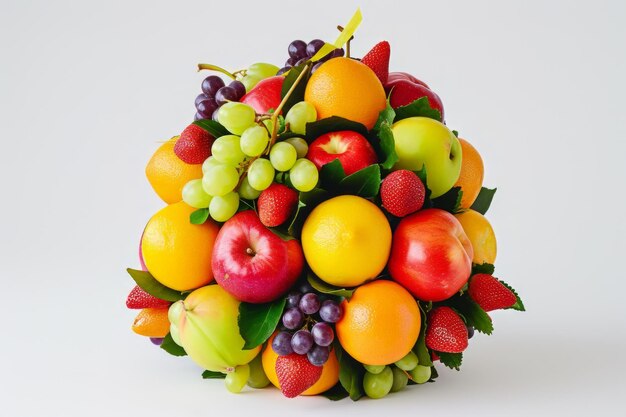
[211,210,303,303]
[389,209,473,302]
[306,130,378,176]
[387,72,430,88]
[241,76,284,114]
[385,73,444,121]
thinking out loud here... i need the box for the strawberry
[380,170,425,217]
[275,353,322,398]
[126,285,171,309]
[257,183,299,227]
[425,307,468,353]
[174,123,213,164]
[468,274,517,312]
[361,41,390,85]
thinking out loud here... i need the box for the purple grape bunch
[272,290,343,367]
[276,39,345,76]
[194,76,246,121]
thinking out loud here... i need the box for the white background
[1,0,625,415]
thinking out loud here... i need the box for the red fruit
[468,274,517,312]
[126,285,170,309]
[257,183,299,227]
[174,124,213,164]
[241,76,284,114]
[425,307,468,353]
[361,41,390,85]
[306,130,378,176]
[275,353,322,398]
[381,170,425,217]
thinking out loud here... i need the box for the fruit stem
[197,63,236,80]
[337,25,354,58]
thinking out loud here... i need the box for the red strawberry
[380,170,425,217]
[275,353,322,398]
[361,41,390,85]
[468,274,517,312]
[174,124,213,164]
[257,183,299,227]
[126,285,171,309]
[425,307,468,353]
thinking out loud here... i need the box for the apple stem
[197,63,236,80]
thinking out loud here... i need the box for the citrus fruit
[145,137,203,204]
[262,332,339,396]
[141,201,219,291]
[304,57,387,129]
[301,195,392,287]
[453,138,484,209]
[336,280,421,366]
[132,307,170,337]
[455,209,497,264]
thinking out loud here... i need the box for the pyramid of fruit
[125,10,524,400]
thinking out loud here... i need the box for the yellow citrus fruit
[304,57,387,129]
[336,280,421,366]
[262,332,339,396]
[141,201,219,291]
[132,307,170,337]
[145,137,203,204]
[453,138,484,209]
[455,209,497,264]
[301,195,392,287]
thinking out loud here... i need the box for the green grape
[247,158,275,191]
[211,135,246,165]
[289,158,319,192]
[209,192,240,222]
[247,63,280,80]
[269,142,297,172]
[241,75,262,92]
[182,179,212,208]
[262,118,274,135]
[238,176,261,200]
[225,364,250,394]
[363,366,393,399]
[363,364,386,375]
[202,156,220,174]
[285,101,317,135]
[240,126,269,157]
[284,137,309,159]
[408,365,431,384]
[247,353,270,389]
[390,366,409,392]
[217,102,257,135]
[394,351,418,371]
[202,164,239,196]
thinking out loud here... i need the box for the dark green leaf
[394,97,442,122]
[452,130,459,137]
[160,333,187,357]
[335,343,365,401]
[437,352,463,370]
[287,188,328,238]
[307,273,355,299]
[238,297,287,350]
[238,198,256,213]
[459,295,494,335]
[470,187,497,215]
[193,119,230,138]
[414,304,433,367]
[320,383,349,401]
[338,164,381,198]
[431,187,463,214]
[319,159,346,189]
[126,268,184,302]
[281,64,310,115]
[202,370,226,379]
[305,116,368,142]
[373,100,395,132]
[499,279,526,311]
[472,262,495,275]
[373,124,399,170]
[430,366,439,381]
[190,208,210,224]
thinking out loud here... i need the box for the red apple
[387,72,430,89]
[241,76,284,114]
[388,208,473,302]
[385,73,445,121]
[211,210,303,303]
[306,130,378,176]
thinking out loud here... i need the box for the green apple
[391,117,462,198]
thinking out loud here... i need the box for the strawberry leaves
[437,352,463,371]
[126,268,184,302]
[471,187,497,215]
[394,97,442,123]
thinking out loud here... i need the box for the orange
[455,209,497,264]
[132,307,170,337]
[336,280,420,366]
[145,137,203,204]
[141,201,220,291]
[262,332,339,396]
[301,195,392,287]
[304,57,387,129]
[453,138,485,209]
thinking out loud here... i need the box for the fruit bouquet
[125,10,524,400]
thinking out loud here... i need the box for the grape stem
[337,25,354,58]
[197,63,236,80]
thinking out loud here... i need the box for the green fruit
[225,364,250,393]
[247,353,270,389]
[390,366,409,392]
[394,351,418,371]
[363,366,393,399]
[363,364,386,374]
[409,365,432,384]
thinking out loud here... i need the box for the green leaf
[307,273,355,299]
[414,304,433,367]
[280,64,310,115]
[338,164,381,198]
[238,297,287,350]
[319,159,346,189]
[499,279,526,311]
[190,208,210,224]
[459,296,494,335]
[160,333,187,357]
[394,97,442,122]
[452,130,459,137]
[335,343,365,401]
[373,124,399,170]
[430,366,439,381]
[321,383,349,401]
[287,188,328,238]
[437,352,463,370]
[373,100,396,132]
[126,268,184,302]
[193,119,230,138]
[431,186,463,214]
[202,370,226,379]
[470,187,497,215]
[472,262,495,275]
[305,116,368,142]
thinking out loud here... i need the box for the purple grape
[195,93,210,108]
[282,307,304,330]
[150,337,164,345]
[212,108,221,122]
[285,57,297,67]
[228,80,246,99]
[299,293,320,315]
[467,325,475,339]
[196,98,218,118]
[310,62,323,74]
[286,291,302,309]
[272,331,293,356]
[201,75,225,97]
[319,300,342,323]
[306,39,325,57]
[331,48,345,58]
[294,57,308,67]
[215,86,238,106]
[307,345,330,366]
[298,281,314,294]
[276,66,290,76]
[194,112,204,121]
[288,40,307,59]
[311,322,334,347]
[291,330,314,355]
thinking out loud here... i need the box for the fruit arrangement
[126,10,524,400]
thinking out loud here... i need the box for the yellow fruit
[141,201,219,291]
[304,57,387,130]
[145,137,203,204]
[453,138,484,209]
[455,209,497,264]
[301,195,392,287]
